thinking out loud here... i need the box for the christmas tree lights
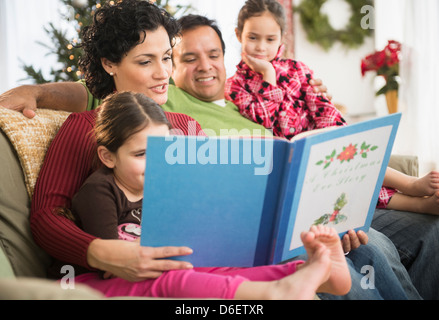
[22,0,192,83]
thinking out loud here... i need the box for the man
[0,13,431,299]
[163,15,270,137]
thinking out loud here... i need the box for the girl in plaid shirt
[225,0,439,213]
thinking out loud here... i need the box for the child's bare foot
[234,245,331,300]
[269,244,332,300]
[401,171,439,197]
[418,191,439,215]
[301,225,351,295]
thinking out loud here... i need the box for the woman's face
[105,26,173,105]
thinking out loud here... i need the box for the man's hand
[309,78,333,101]
[0,85,39,118]
[0,82,88,117]
[341,229,368,253]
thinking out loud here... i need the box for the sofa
[0,107,419,299]
[0,108,105,299]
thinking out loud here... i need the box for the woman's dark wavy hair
[79,0,180,99]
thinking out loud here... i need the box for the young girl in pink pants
[71,92,351,299]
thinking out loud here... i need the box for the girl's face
[111,124,170,200]
[238,11,283,62]
[103,26,173,106]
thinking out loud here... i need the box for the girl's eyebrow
[246,31,279,38]
[131,148,146,154]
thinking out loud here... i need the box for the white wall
[293,0,377,117]
[0,0,70,93]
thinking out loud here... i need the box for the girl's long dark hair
[95,91,171,153]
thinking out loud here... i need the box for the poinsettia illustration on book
[316,142,379,169]
[313,193,348,226]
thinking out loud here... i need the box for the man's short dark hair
[177,14,226,55]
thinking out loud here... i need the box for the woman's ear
[101,58,115,76]
[97,146,116,169]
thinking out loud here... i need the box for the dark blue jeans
[316,229,409,300]
[372,208,439,300]
[292,227,414,300]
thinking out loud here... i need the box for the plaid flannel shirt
[225,46,346,140]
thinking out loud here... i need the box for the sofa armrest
[0,246,15,278]
[0,278,104,300]
[388,155,419,177]
[0,129,52,278]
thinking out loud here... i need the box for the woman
[28,0,335,283]
[31,0,202,281]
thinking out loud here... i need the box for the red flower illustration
[316,141,377,169]
[337,144,357,162]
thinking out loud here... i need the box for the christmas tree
[22,0,192,84]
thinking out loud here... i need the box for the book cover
[140,113,401,267]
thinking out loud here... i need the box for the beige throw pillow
[0,108,71,198]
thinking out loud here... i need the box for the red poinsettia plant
[361,40,401,96]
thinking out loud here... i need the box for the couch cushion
[0,109,70,278]
[388,154,419,177]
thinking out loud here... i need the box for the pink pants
[75,261,303,299]
[377,186,397,208]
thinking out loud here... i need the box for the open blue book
[141,113,401,267]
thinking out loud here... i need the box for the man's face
[172,26,227,102]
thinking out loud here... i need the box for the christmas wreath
[294,0,373,51]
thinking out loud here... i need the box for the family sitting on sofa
[1,0,439,300]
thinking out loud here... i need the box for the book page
[288,125,393,252]
[290,126,337,142]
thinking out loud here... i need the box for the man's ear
[97,146,116,169]
[101,58,115,76]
